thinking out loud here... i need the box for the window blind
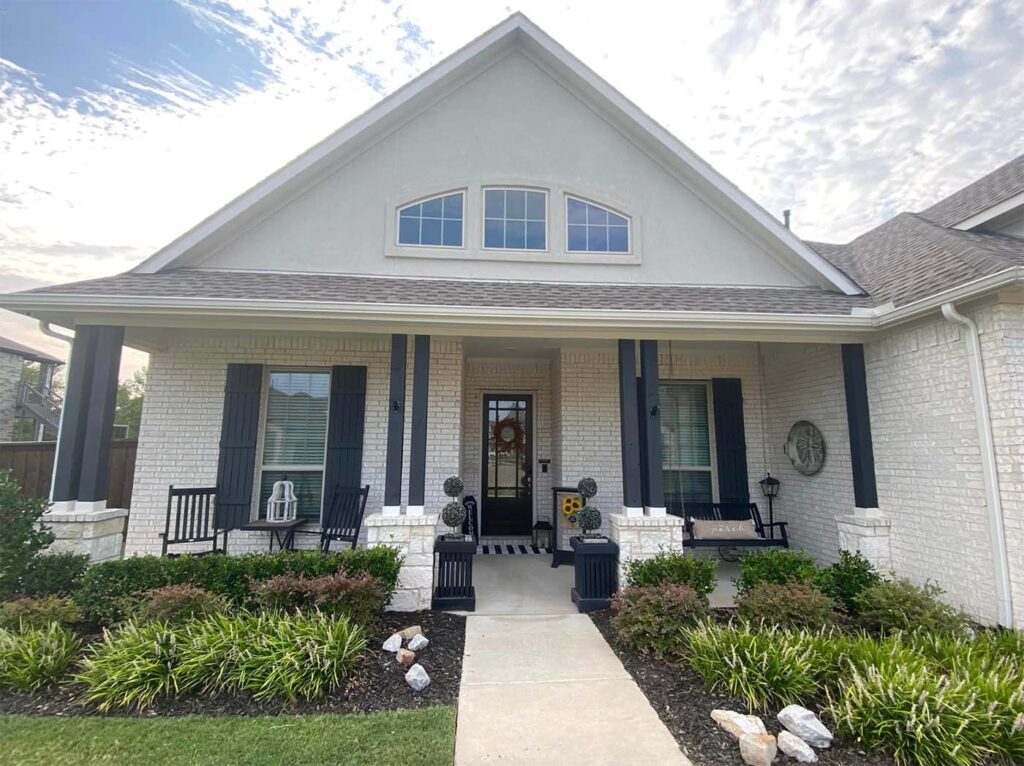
[261,372,329,465]
[659,383,711,468]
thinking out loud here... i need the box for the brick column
[608,512,685,587]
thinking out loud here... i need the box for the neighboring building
[2,15,1022,623]
[0,335,63,441]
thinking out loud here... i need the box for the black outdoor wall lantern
[759,473,780,538]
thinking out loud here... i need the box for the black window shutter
[323,366,367,499]
[215,364,263,530]
[711,378,750,505]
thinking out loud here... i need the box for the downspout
[38,321,73,507]
[37,320,74,345]
[941,303,1014,627]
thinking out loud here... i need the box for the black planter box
[432,536,476,611]
[570,536,619,613]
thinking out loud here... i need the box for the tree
[114,367,147,439]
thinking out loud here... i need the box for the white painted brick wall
[864,306,1011,624]
[126,332,462,556]
[762,343,853,563]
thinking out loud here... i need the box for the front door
[481,394,533,536]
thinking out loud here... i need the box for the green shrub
[20,552,91,598]
[623,550,717,598]
[610,584,708,658]
[683,621,839,711]
[0,469,54,598]
[734,548,818,593]
[134,585,225,624]
[735,581,839,629]
[854,578,970,635]
[827,663,1005,766]
[78,611,367,709]
[0,623,80,691]
[251,572,385,625]
[0,595,84,630]
[815,550,881,614]
[76,547,402,626]
[77,621,184,711]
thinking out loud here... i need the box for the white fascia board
[130,13,862,297]
[951,190,1024,231]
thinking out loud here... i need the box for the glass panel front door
[481,394,533,536]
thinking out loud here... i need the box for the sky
[1,0,1023,378]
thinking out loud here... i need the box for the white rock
[711,709,766,740]
[778,731,818,763]
[408,633,430,652]
[405,663,431,691]
[778,705,833,749]
[739,733,777,766]
[382,633,402,653]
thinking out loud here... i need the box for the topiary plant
[577,477,598,501]
[441,501,467,538]
[443,476,464,498]
[578,505,602,537]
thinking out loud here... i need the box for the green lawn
[0,707,455,766]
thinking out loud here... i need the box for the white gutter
[37,320,74,345]
[941,302,1014,627]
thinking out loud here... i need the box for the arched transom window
[566,196,630,253]
[398,191,464,247]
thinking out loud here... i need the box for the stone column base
[608,512,685,586]
[837,510,892,571]
[365,512,438,611]
[45,507,129,563]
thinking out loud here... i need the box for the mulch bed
[0,610,465,718]
[590,610,894,766]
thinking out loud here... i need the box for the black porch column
[51,326,99,509]
[383,334,407,514]
[639,340,665,514]
[76,327,124,510]
[618,340,643,515]
[841,344,879,509]
[407,335,430,515]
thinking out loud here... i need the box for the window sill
[385,247,641,265]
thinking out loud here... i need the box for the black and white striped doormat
[476,544,552,555]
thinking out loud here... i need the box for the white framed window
[659,381,717,514]
[397,191,464,248]
[483,188,547,250]
[566,196,630,253]
[259,370,331,521]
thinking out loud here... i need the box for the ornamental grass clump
[735,581,840,629]
[826,663,1004,766]
[77,621,184,711]
[683,621,838,711]
[610,584,708,658]
[0,623,80,691]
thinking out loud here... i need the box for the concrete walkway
[454,609,692,764]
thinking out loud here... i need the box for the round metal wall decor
[785,420,826,475]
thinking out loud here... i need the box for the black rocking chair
[161,485,228,557]
[318,485,370,552]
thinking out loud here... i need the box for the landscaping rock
[711,709,767,740]
[396,648,416,667]
[778,705,833,749]
[399,625,423,640]
[382,633,402,653]
[778,731,818,763]
[739,733,777,766]
[405,663,431,691]
[408,633,430,652]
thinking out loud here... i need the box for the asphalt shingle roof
[19,270,872,315]
[919,154,1024,227]
[807,213,1024,307]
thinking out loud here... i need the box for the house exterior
[3,15,1023,624]
[0,335,63,441]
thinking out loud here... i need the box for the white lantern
[265,480,297,523]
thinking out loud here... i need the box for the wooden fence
[0,440,138,509]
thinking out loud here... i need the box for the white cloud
[0,0,1022,309]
